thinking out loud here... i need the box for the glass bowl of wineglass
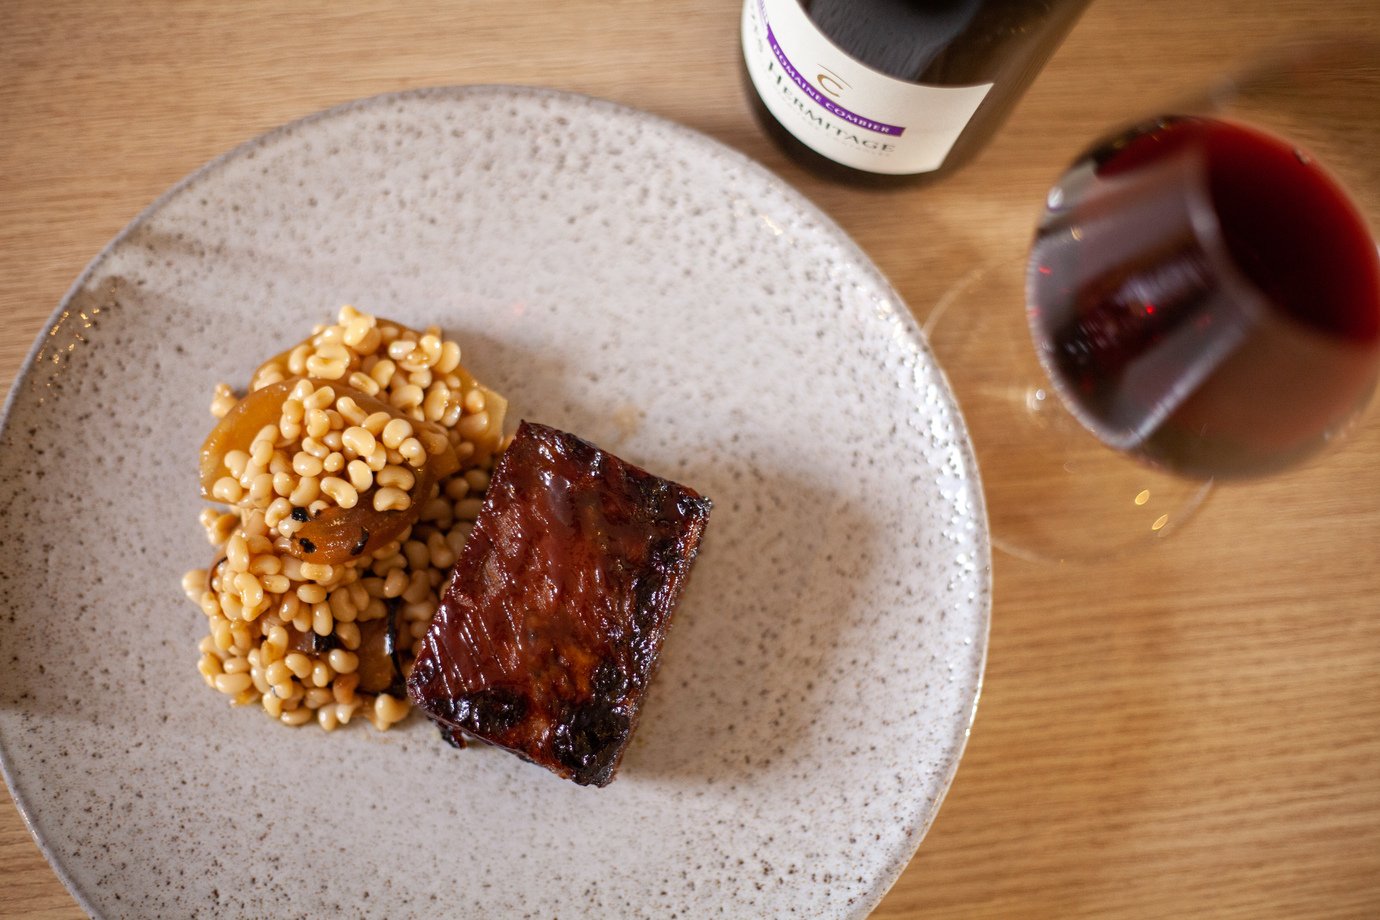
[923,38,1380,564]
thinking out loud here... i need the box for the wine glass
[923,39,1380,564]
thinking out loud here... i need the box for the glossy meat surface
[406,421,711,786]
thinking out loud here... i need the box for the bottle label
[742,0,994,175]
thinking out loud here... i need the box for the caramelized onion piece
[355,606,404,695]
[199,377,461,565]
[198,378,297,497]
[454,366,508,465]
[291,464,439,565]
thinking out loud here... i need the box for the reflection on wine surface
[1028,116,1380,478]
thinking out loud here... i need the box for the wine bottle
[741,0,1091,181]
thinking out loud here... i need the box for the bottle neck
[804,0,987,81]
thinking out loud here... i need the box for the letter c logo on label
[816,66,849,98]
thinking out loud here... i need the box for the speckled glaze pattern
[0,86,990,919]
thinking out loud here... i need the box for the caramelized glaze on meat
[406,421,711,786]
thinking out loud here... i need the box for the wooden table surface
[3,2,1379,917]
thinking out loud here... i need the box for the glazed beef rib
[407,421,711,786]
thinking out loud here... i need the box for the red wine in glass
[1028,116,1380,478]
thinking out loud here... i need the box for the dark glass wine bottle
[741,0,1091,183]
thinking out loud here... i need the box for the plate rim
[0,83,992,919]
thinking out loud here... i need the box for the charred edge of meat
[438,725,469,749]
[678,493,712,519]
[592,659,629,698]
[407,647,437,691]
[349,527,370,557]
[551,701,632,787]
[427,687,529,736]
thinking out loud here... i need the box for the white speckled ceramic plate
[0,86,989,918]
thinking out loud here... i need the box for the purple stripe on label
[758,0,905,137]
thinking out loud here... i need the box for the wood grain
[3,1,1379,917]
